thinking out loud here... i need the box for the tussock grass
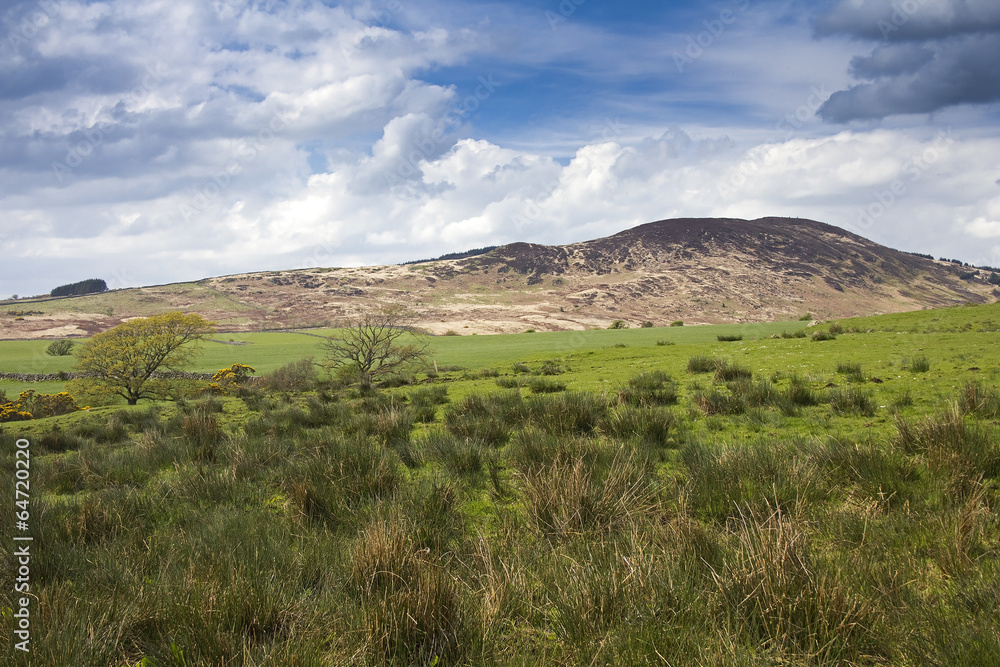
[617,370,678,407]
[828,386,876,417]
[715,360,752,382]
[687,355,716,373]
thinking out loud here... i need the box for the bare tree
[322,305,427,389]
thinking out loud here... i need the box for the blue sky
[2,0,999,298]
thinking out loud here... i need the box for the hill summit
[2,217,996,338]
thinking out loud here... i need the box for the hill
[1,217,995,339]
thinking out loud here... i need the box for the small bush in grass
[687,355,716,374]
[811,437,918,506]
[655,339,674,346]
[46,339,76,356]
[537,361,563,375]
[717,333,743,342]
[424,429,486,476]
[680,439,815,520]
[183,413,220,462]
[265,357,317,391]
[409,385,449,409]
[608,319,629,329]
[495,376,527,389]
[694,388,745,415]
[799,312,813,321]
[895,408,1000,487]
[443,391,524,446]
[957,379,1000,418]
[715,359,752,382]
[521,449,655,538]
[828,322,844,334]
[640,320,654,328]
[811,330,836,341]
[670,320,684,327]
[781,329,808,339]
[511,362,530,374]
[836,361,866,383]
[910,355,931,373]
[478,367,499,378]
[720,506,878,662]
[526,391,610,436]
[618,370,678,407]
[727,378,776,407]
[528,377,566,394]
[601,405,680,447]
[782,374,820,407]
[828,386,876,416]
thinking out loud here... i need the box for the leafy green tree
[72,312,215,405]
[46,339,76,356]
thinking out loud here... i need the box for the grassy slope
[1,304,999,664]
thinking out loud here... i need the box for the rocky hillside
[2,217,996,339]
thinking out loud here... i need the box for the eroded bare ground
[2,217,996,340]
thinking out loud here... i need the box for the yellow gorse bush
[0,390,82,422]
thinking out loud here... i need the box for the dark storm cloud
[815,1,1000,122]
[814,0,1000,42]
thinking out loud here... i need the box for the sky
[2,0,999,298]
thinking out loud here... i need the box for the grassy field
[1,306,999,665]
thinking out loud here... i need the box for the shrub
[957,380,1000,418]
[910,356,931,373]
[520,449,655,538]
[537,361,563,376]
[780,330,808,339]
[617,370,678,407]
[511,362,530,374]
[601,405,679,447]
[799,313,813,321]
[828,387,876,417]
[655,339,674,346]
[720,507,876,661]
[409,386,449,424]
[528,378,567,394]
[46,339,76,356]
[895,408,1000,490]
[495,376,527,389]
[717,334,743,342]
[444,391,525,446]
[811,331,836,341]
[715,360,752,382]
[525,392,610,436]
[640,321,654,328]
[608,320,629,330]
[670,320,684,327]
[687,355,716,374]
[828,322,844,335]
[694,388,745,415]
[424,430,487,476]
[264,357,317,392]
[836,362,865,383]
[783,375,820,407]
